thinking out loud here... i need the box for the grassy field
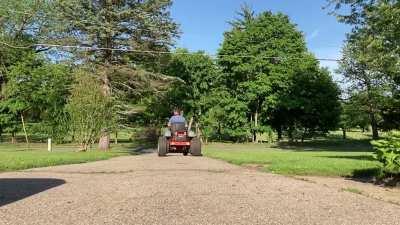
[204,131,381,177]
[0,130,383,177]
[0,142,139,172]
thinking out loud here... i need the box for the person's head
[173,109,180,116]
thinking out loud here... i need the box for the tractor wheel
[158,137,168,157]
[190,137,202,156]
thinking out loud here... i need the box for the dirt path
[1,153,400,225]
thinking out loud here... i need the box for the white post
[48,138,52,152]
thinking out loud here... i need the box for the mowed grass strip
[0,143,133,172]
[203,143,380,177]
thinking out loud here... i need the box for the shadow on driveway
[0,178,65,207]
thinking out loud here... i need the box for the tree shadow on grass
[274,139,374,152]
[319,155,376,161]
[0,178,65,207]
[350,168,400,187]
[351,168,382,179]
[114,140,157,156]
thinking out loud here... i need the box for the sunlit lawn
[0,142,137,172]
[204,131,381,177]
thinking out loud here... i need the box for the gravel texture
[1,153,400,225]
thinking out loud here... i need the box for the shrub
[372,132,400,175]
[66,69,114,151]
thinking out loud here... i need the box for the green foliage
[0,50,71,142]
[218,8,341,141]
[380,93,400,130]
[331,0,400,139]
[1,55,71,141]
[218,9,308,140]
[67,68,115,150]
[50,0,181,141]
[144,49,220,125]
[328,0,400,85]
[340,99,370,131]
[219,10,306,98]
[200,89,249,142]
[163,49,220,115]
[338,32,390,139]
[275,66,341,138]
[54,0,179,66]
[372,132,400,175]
[0,0,53,39]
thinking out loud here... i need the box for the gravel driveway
[0,153,399,225]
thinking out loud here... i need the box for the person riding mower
[158,110,202,157]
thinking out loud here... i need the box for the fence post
[48,138,52,152]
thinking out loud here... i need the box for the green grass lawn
[0,142,138,172]
[204,132,381,177]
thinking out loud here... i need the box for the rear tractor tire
[190,137,202,156]
[158,137,168,157]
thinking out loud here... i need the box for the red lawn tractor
[158,123,202,157]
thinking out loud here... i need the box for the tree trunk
[98,69,111,151]
[253,110,258,143]
[342,128,347,139]
[11,132,16,144]
[288,127,294,143]
[277,126,283,141]
[364,76,379,140]
[20,113,29,146]
[195,122,200,138]
[114,131,118,144]
[98,1,113,151]
[99,129,110,151]
[218,122,222,140]
[188,117,194,132]
[370,113,379,139]
[79,142,89,152]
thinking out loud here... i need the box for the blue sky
[170,0,351,77]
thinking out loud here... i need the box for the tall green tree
[143,49,220,136]
[67,68,114,151]
[328,0,400,129]
[1,55,71,143]
[54,0,179,65]
[276,66,341,141]
[218,7,336,142]
[328,0,400,83]
[200,88,249,142]
[53,0,179,149]
[340,98,370,139]
[338,33,390,139]
[0,0,58,141]
[0,0,54,104]
[163,49,220,119]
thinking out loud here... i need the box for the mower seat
[170,122,187,133]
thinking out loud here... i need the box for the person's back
[168,110,186,127]
[169,115,186,124]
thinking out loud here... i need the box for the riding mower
[158,122,202,157]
